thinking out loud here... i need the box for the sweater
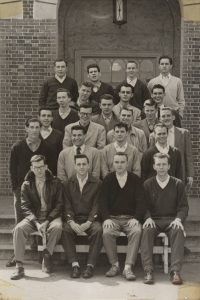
[144,176,188,222]
[52,109,79,134]
[89,82,115,104]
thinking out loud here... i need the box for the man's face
[119,86,133,102]
[57,92,71,108]
[71,130,85,146]
[120,110,133,126]
[151,88,165,105]
[144,105,157,121]
[75,158,89,177]
[26,122,41,140]
[159,58,172,75]
[154,126,168,146]
[79,85,92,101]
[100,99,114,115]
[79,107,92,125]
[54,61,67,78]
[153,157,170,177]
[160,110,174,128]
[114,126,128,143]
[39,110,53,128]
[126,62,138,78]
[31,160,47,179]
[113,155,128,175]
[88,67,101,82]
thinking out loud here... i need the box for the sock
[124,264,132,271]
[87,264,94,268]
[16,261,23,268]
[112,261,119,267]
[72,262,80,268]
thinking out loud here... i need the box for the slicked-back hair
[54,59,67,67]
[126,60,138,68]
[25,118,41,127]
[120,107,133,115]
[159,55,173,65]
[114,122,128,132]
[153,152,170,164]
[153,122,168,133]
[79,103,93,111]
[80,81,93,89]
[71,125,86,135]
[30,154,46,165]
[100,94,114,102]
[57,88,71,98]
[87,63,100,73]
[119,82,134,93]
[114,151,128,161]
[74,154,89,164]
[38,107,53,116]
[152,84,165,93]
[144,99,156,107]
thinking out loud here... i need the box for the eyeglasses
[79,112,91,116]
[32,165,45,171]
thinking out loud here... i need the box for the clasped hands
[103,218,139,229]
[69,220,92,234]
[36,220,49,235]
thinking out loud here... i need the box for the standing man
[148,55,185,125]
[141,153,188,285]
[62,154,102,279]
[10,155,63,279]
[115,60,150,110]
[100,152,146,280]
[39,59,79,110]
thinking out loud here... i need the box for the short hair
[74,154,89,164]
[80,81,93,89]
[119,83,134,93]
[153,122,168,133]
[152,84,165,93]
[57,88,71,98]
[144,99,156,107]
[160,106,177,117]
[100,94,114,102]
[153,152,170,164]
[114,152,128,161]
[25,118,41,127]
[38,107,53,116]
[71,125,86,135]
[126,60,138,68]
[79,103,93,111]
[120,107,133,115]
[87,63,100,73]
[114,122,128,132]
[159,55,173,65]
[54,59,67,67]
[30,155,46,164]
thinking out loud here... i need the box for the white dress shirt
[116,171,128,188]
[155,142,170,154]
[159,73,171,87]
[156,175,170,189]
[127,77,137,87]
[77,173,88,193]
[40,127,53,139]
[114,142,128,152]
[55,74,66,83]
[59,108,71,119]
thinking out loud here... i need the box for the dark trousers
[62,218,103,266]
[140,219,185,273]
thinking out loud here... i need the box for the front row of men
[11,152,188,286]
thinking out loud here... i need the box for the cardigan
[89,82,115,104]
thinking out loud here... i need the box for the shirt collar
[73,144,85,153]
[55,74,66,83]
[155,142,169,154]
[156,175,170,186]
[76,173,88,183]
[127,77,137,86]
[159,73,171,80]
[116,171,128,181]
[114,142,128,152]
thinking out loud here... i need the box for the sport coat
[134,118,159,146]
[92,112,119,133]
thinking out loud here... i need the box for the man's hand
[69,220,84,234]
[169,218,184,231]
[187,177,193,188]
[80,221,92,232]
[103,219,116,229]
[143,218,156,229]
[127,218,139,228]
[37,220,49,235]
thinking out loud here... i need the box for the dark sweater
[100,172,146,222]
[52,109,79,134]
[90,82,115,104]
[144,176,188,222]
[39,76,79,110]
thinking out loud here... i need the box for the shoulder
[127,172,142,182]
[169,176,184,187]
[65,76,77,84]
[91,114,101,122]
[65,121,79,130]
[52,129,63,137]
[144,176,156,187]
[11,139,26,150]
[90,121,105,131]
[59,147,73,157]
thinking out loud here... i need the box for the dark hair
[114,122,128,132]
[54,59,68,67]
[71,125,86,135]
[38,107,53,116]
[114,152,128,161]
[153,152,170,164]
[57,88,71,98]
[30,155,46,164]
[159,55,173,65]
[153,122,168,133]
[74,154,89,164]
[152,84,165,93]
[87,63,100,73]
[80,81,93,89]
[100,94,114,102]
[79,104,93,111]
[120,107,133,115]
[126,60,138,68]
[144,99,156,107]
[119,83,134,94]
[25,118,41,127]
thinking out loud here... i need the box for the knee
[103,228,113,237]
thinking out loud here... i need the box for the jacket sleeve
[9,145,19,191]
[175,149,183,181]
[62,182,75,222]
[88,181,102,222]
[21,182,38,223]
[131,148,141,177]
[132,176,147,222]
[70,80,79,103]
[47,180,64,222]
[184,130,194,178]
[177,79,185,118]
[39,80,48,108]
[57,151,68,182]
[176,180,189,222]
[96,126,106,149]
[100,148,109,179]
[63,124,73,148]
[91,149,101,179]
[99,177,110,221]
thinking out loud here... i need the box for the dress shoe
[10,267,24,280]
[123,269,136,281]
[6,255,16,267]
[144,271,154,284]
[170,271,183,285]
[71,266,81,278]
[82,265,94,279]
[42,252,52,273]
[105,265,120,277]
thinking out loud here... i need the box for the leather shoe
[10,267,24,280]
[170,271,183,285]
[105,265,120,277]
[6,255,16,267]
[71,266,81,278]
[42,252,52,273]
[123,269,136,281]
[82,265,94,279]
[144,271,154,284]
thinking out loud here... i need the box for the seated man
[101,122,141,178]
[100,152,146,280]
[11,155,63,280]
[57,125,100,181]
[141,153,188,285]
[62,154,102,279]
[63,104,106,150]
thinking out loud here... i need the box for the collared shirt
[35,179,47,212]
[155,142,169,154]
[114,142,128,152]
[156,175,170,189]
[159,73,171,87]
[73,144,85,155]
[167,126,175,147]
[26,138,41,152]
[40,126,53,139]
[59,107,71,119]
[92,81,101,93]
[77,173,88,193]
[127,77,137,87]
[116,171,128,188]
[102,113,112,124]
[55,74,66,83]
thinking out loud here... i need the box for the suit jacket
[101,143,141,178]
[134,118,159,146]
[113,103,141,122]
[92,112,119,133]
[63,121,106,149]
[57,145,100,182]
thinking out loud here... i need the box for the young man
[10,155,63,280]
[148,55,185,125]
[100,152,146,280]
[62,154,102,279]
[101,123,141,178]
[39,59,78,110]
[92,94,119,133]
[115,60,150,110]
[141,123,182,182]
[63,104,106,149]
[113,83,141,122]
[141,153,188,285]
[87,63,115,104]
[51,88,79,134]
[57,125,100,181]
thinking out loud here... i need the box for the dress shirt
[127,77,137,87]
[73,144,85,155]
[159,73,171,87]
[146,119,156,132]
[116,171,128,188]
[155,142,170,154]
[92,81,101,93]
[167,126,175,147]
[59,107,71,119]
[156,175,170,189]
[77,173,88,193]
[40,126,53,139]
[35,179,47,212]
[114,142,128,152]
[26,138,41,152]
[102,113,112,124]
[55,74,67,83]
